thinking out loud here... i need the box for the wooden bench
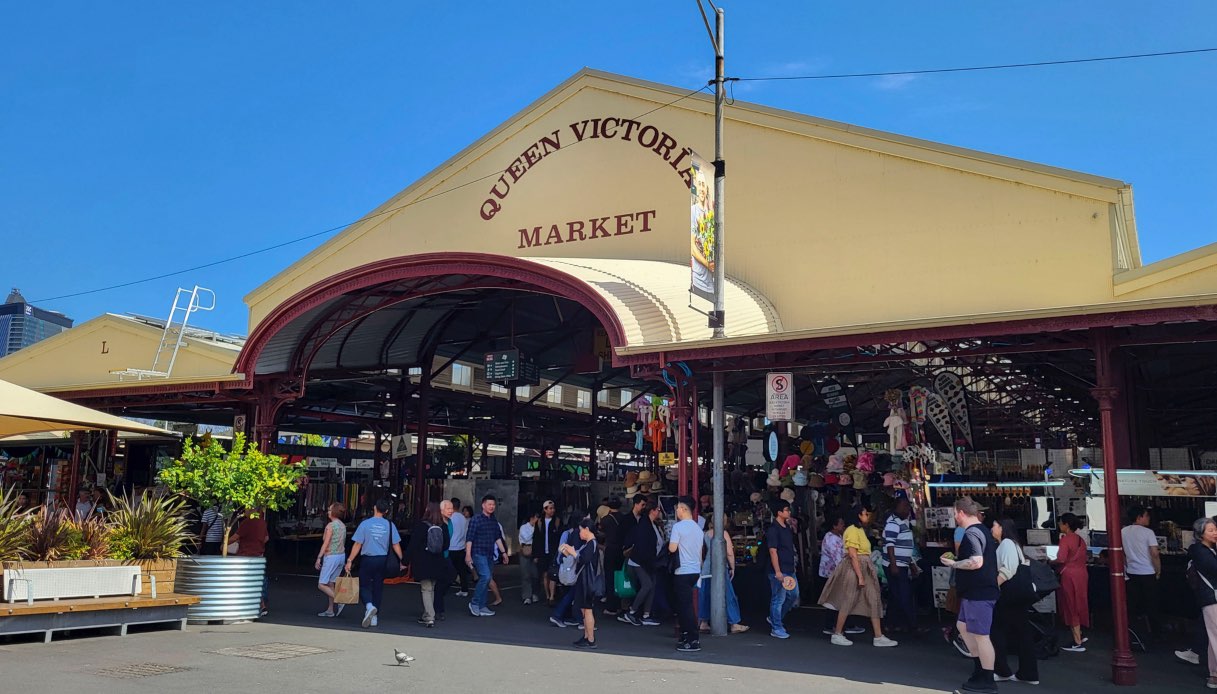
[0,593,201,642]
[0,565,199,643]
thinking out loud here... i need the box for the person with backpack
[406,501,452,627]
[990,517,1039,685]
[558,518,603,648]
[549,510,586,628]
[345,498,405,628]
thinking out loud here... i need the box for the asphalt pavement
[0,570,1202,693]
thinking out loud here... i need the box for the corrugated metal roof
[525,258,782,347]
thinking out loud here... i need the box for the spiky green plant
[78,515,112,560]
[26,508,80,561]
[0,487,31,561]
[106,491,194,560]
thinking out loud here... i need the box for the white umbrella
[0,378,175,438]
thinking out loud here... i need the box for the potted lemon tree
[158,433,304,623]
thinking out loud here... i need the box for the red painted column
[690,382,701,499]
[1092,331,1137,686]
[675,392,689,498]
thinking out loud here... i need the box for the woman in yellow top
[818,503,898,648]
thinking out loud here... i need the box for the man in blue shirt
[345,498,404,628]
[465,494,508,617]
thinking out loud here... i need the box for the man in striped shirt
[883,497,920,634]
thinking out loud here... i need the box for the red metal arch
[233,253,630,377]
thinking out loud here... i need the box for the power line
[32,84,713,304]
[733,47,1217,82]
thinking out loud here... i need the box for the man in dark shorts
[941,496,999,694]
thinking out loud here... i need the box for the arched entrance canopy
[234,252,781,381]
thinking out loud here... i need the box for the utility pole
[707,3,729,639]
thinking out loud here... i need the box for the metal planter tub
[177,555,265,624]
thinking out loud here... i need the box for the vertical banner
[689,150,716,301]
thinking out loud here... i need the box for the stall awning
[0,378,177,438]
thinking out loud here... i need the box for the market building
[3,69,1217,685]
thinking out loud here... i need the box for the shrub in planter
[0,487,31,561]
[158,433,305,556]
[26,509,87,561]
[106,492,193,561]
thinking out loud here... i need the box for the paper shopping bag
[334,573,360,604]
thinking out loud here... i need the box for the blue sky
[2,2,1214,335]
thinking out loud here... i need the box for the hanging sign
[689,150,716,301]
[818,378,857,444]
[391,434,413,460]
[765,372,795,422]
[349,458,375,469]
[658,452,676,467]
[484,349,521,382]
[1090,470,1217,497]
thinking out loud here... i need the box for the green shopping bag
[614,568,637,599]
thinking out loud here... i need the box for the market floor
[0,573,1201,693]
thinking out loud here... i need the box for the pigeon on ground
[394,649,415,666]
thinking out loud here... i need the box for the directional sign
[765,372,795,421]
[484,349,520,382]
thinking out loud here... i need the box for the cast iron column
[1092,330,1137,686]
[415,371,430,521]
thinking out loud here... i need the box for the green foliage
[158,433,305,537]
[79,515,112,560]
[106,492,194,560]
[0,487,32,561]
[26,509,80,562]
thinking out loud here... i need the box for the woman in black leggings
[620,501,663,626]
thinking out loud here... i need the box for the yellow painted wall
[0,315,237,390]
[245,71,1147,346]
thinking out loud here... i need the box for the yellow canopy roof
[0,378,176,438]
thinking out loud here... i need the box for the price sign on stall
[658,452,676,467]
[765,372,795,421]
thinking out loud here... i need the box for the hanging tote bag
[614,568,637,599]
[334,571,360,604]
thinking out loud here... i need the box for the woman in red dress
[1053,513,1090,652]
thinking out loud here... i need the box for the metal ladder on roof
[112,286,216,380]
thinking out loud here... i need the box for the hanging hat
[625,484,640,497]
[665,468,679,481]
[825,473,840,485]
[799,440,813,455]
[856,451,876,473]
[624,471,640,488]
[649,482,664,494]
[838,447,858,458]
[780,488,796,503]
[808,473,826,489]
[638,470,655,483]
[766,470,781,487]
[793,471,808,487]
[826,454,845,474]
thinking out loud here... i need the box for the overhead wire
[732,47,1217,82]
[32,83,714,304]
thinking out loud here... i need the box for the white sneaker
[318,610,335,617]
[370,615,378,627]
[1177,649,1201,665]
[334,604,345,617]
[830,633,853,646]
[361,605,377,628]
[873,635,898,648]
